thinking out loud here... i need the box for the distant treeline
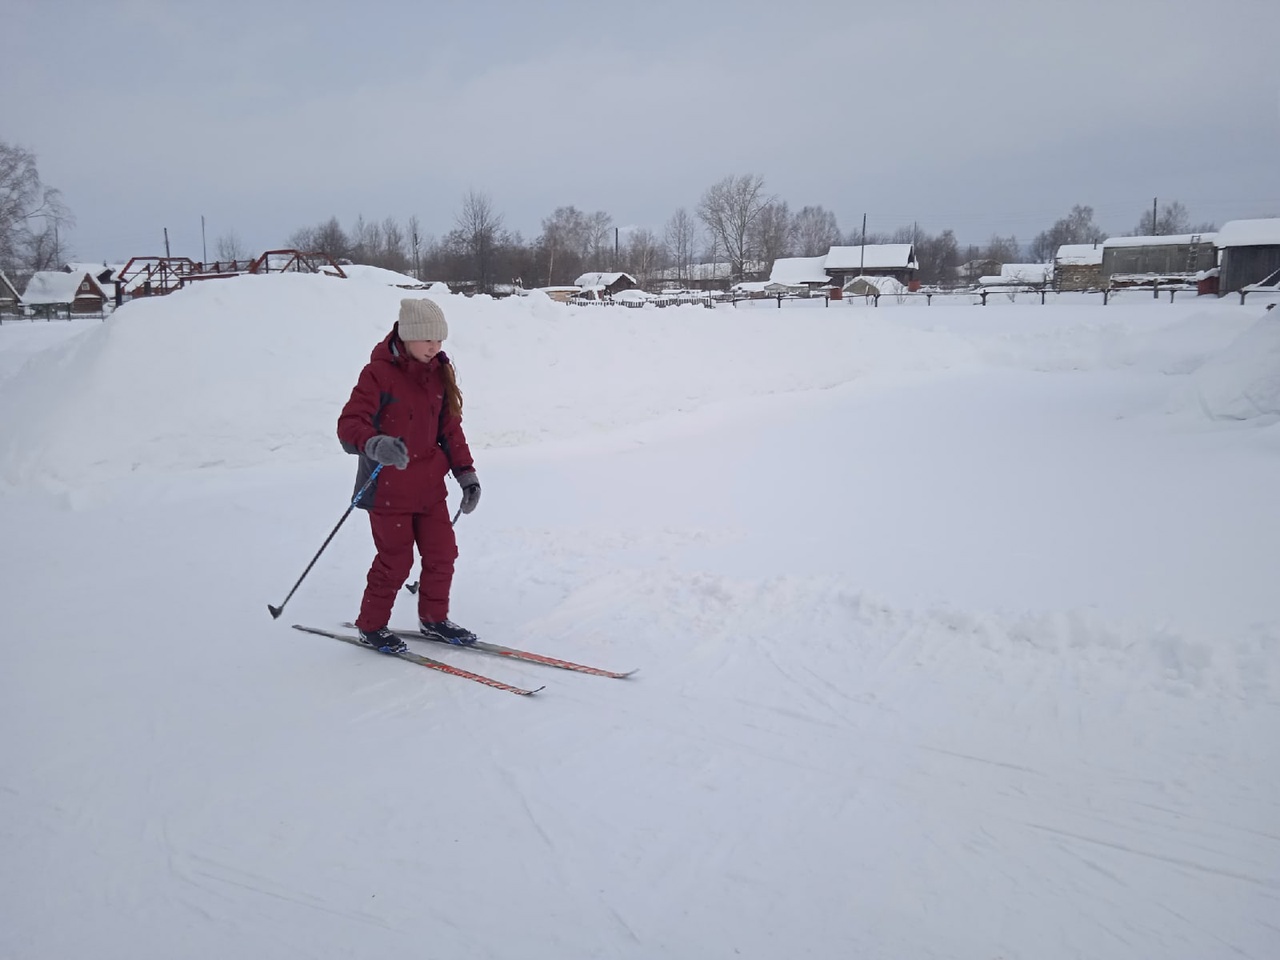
[0,140,1218,292]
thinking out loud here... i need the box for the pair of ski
[292,623,635,696]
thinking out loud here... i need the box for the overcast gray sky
[6,0,1279,262]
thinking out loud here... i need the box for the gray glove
[364,434,409,469]
[457,470,481,514]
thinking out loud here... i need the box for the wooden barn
[823,244,918,288]
[1053,244,1104,291]
[1215,219,1280,294]
[1100,234,1217,286]
[573,271,638,298]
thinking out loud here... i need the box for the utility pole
[201,215,207,265]
[1152,197,1158,236]
[164,227,171,258]
[860,213,867,277]
[614,227,619,270]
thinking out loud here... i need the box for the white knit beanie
[398,298,448,341]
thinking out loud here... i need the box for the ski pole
[268,464,383,619]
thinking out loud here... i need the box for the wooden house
[573,272,638,298]
[1215,219,1280,294]
[823,244,918,288]
[22,271,108,317]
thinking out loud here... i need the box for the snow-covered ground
[1,277,1278,959]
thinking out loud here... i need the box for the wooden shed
[768,255,832,292]
[0,271,21,315]
[573,272,638,298]
[1100,234,1217,286]
[1215,219,1280,295]
[1053,244,1104,291]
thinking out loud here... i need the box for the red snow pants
[355,500,458,631]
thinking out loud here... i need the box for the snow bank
[338,263,425,287]
[1189,308,1280,420]
[2,276,1271,495]
[0,273,982,493]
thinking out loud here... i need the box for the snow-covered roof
[62,261,120,279]
[824,244,917,271]
[1215,218,1280,249]
[22,271,106,305]
[1055,244,1104,266]
[977,264,1051,287]
[574,271,636,288]
[769,255,831,286]
[1102,233,1218,249]
[1001,263,1051,281]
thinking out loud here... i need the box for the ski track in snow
[2,289,1279,958]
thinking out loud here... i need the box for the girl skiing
[337,297,481,653]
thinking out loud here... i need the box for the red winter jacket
[337,326,475,512]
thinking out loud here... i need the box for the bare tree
[623,228,663,286]
[748,200,795,271]
[914,228,960,286]
[663,207,698,285]
[792,205,841,257]
[982,233,1021,263]
[1132,200,1215,237]
[696,174,772,282]
[0,139,73,282]
[538,206,614,283]
[586,210,614,267]
[380,216,408,272]
[313,217,351,260]
[453,189,506,292]
[215,230,247,262]
[286,224,318,251]
[349,214,381,264]
[1029,205,1107,262]
[407,215,424,279]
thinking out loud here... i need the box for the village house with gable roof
[822,244,919,289]
[573,271,638,299]
[22,270,109,318]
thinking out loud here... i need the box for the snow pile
[338,263,425,287]
[843,274,908,296]
[0,272,983,492]
[1189,308,1280,420]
